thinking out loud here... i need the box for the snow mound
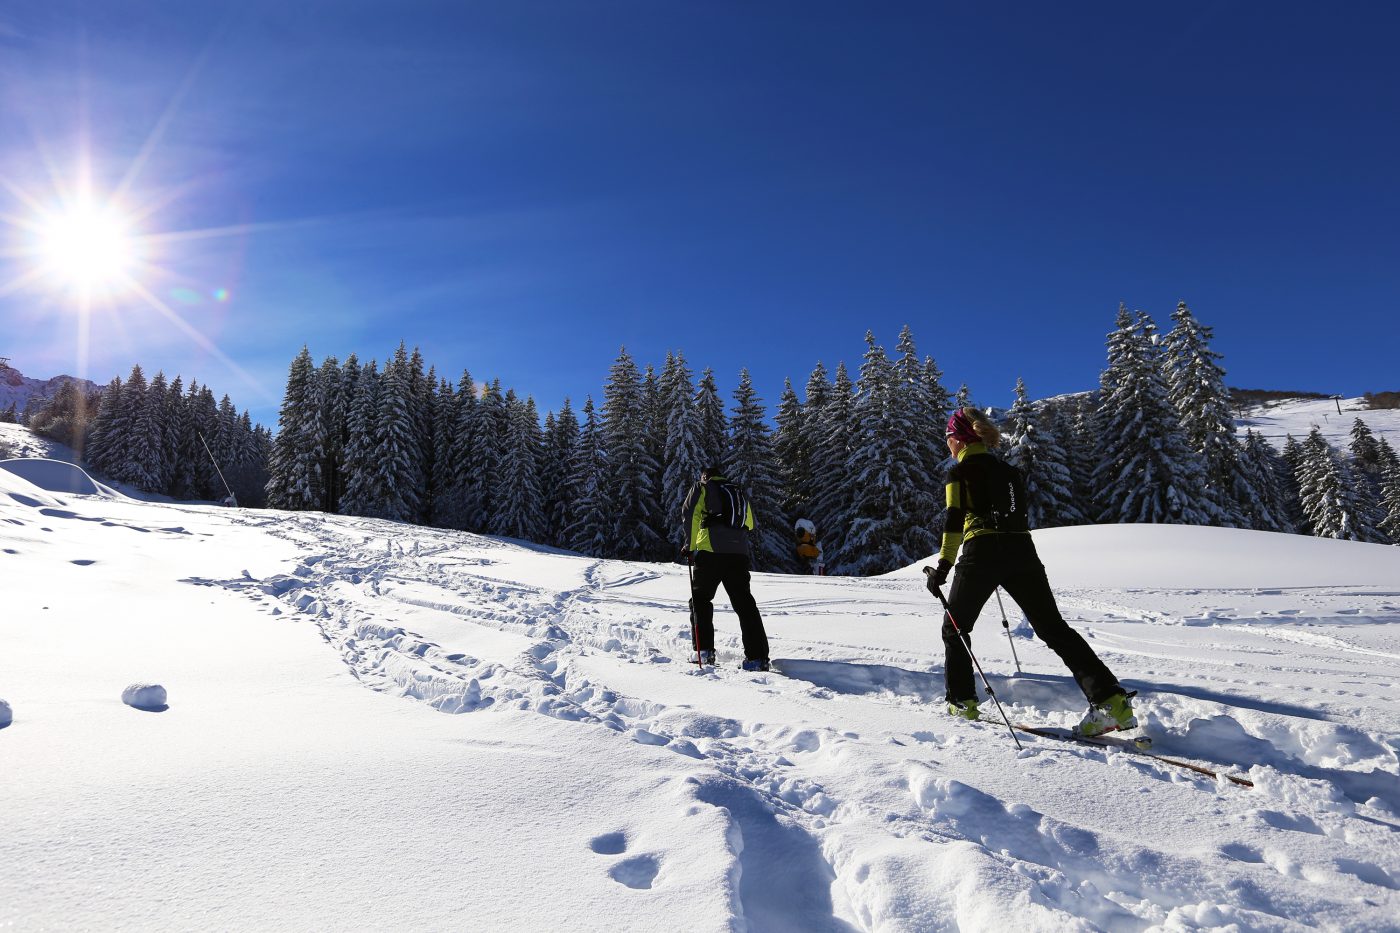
[121,684,168,711]
[0,466,69,509]
[0,459,121,498]
[0,699,11,729]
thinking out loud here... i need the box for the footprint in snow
[589,832,627,855]
[1219,842,1263,863]
[608,854,660,890]
[70,559,97,566]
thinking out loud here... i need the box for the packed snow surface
[2,458,1399,931]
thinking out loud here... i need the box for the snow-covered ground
[1236,396,1400,451]
[3,456,1399,931]
[0,421,75,461]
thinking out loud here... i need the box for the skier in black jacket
[927,408,1136,735]
[682,465,771,671]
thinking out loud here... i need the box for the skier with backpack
[681,465,771,672]
[926,408,1137,736]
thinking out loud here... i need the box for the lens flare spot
[212,288,230,302]
[170,286,202,305]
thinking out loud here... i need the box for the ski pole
[686,553,702,670]
[924,568,1022,751]
[994,587,1022,674]
[197,431,235,502]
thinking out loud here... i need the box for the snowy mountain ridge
[2,455,1398,930]
[0,361,99,414]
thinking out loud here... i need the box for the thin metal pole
[994,587,1023,674]
[197,431,235,501]
[926,569,1022,750]
[687,556,702,669]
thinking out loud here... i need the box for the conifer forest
[20,301,1400,574]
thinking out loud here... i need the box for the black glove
[924,559,953,593]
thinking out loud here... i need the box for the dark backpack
[702,479,749,529]
[960,457,1030,533]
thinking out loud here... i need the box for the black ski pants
[942,534,1121,705]
[691,551,769,661]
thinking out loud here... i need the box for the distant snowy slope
[889,523,1400,590]
[0,421,76,462]
[1236,395,1400,449]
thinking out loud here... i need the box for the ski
[999,721,1254,788]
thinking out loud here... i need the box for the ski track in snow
[185,510,1400,932]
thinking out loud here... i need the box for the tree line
[15,367,271,506]
[263,302,1400,574]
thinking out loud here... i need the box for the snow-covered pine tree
[191,385,223,499]
[695,367,728,469]
[1349,418,1383,491]
[1161,301,1248,525]
[1280,434,1309,533]
[1064,394,1099,515]
[798,361,832,524]
[840,333,938,575]
[428,376,458,527]
[922,356,953,430]
[172,380,206,499]
[372,347,424,523]
[339,361,382,517]
[641,363,669,559]
[475,379,510,530]
[1378,436,1400,475]
[659,352,704,555]
[101,365,146,485]
[441,370,481,531]
[955,383,972,411]
[1237,429,1293,533]
[541,398,580,547]
[599,348,663,561]
[809,361,857,571]
[83,377,125,474]
[566,396,608,556]
[266,347,324,510]
[894,327,947,501]
[1038,398,1092,526]
[727,368,790,571]
[161,376,191,498]
[212,394,242,498]
[316,356,346,512]
[1093,309,1219,525]
[1377,438,1400,544]
[119,369,162,491]
[231,410,270,507]
[773,378,810,522]
[1003,378,1082,528]
[408,349,434,522]
[0,402,16,423]
[495,393,545,540]
[1297,427,1383,542]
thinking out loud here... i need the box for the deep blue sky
[2,1,1397,428]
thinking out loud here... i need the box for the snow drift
[0,458,122,498]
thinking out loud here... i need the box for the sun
[35,198,140,297]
